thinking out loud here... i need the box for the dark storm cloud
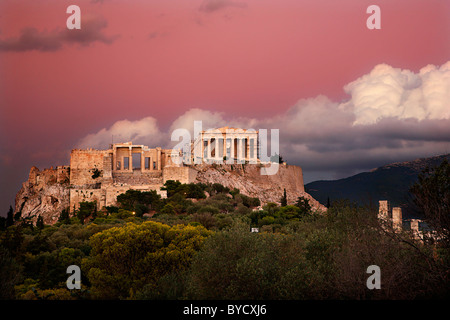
[0,27,63,52]
[199,0,248,13]
[0,16,118,52]
[282,118,450,154]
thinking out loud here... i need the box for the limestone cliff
[14,166,70,225]
[191,163,326,212]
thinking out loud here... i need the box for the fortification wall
[163,166,197,184]
[113,171,163,186]
[69,188,103,212]
[70,149,109,186]
[103,185,167,208]
[57,166,70,184]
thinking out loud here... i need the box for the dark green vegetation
[1,174,449,300]
[306,154,450,217]
[410,158,450,245]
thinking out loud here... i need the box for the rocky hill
[15,166,70,225]
[15,163,325,225]
[192,163,325,212]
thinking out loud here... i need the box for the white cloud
[76,117,163,149]
[343,61,450,125]
[169,108,228,134]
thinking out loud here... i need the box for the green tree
[105,205,119,215]
[229,188,240,198]
[187,183,207,199]
[83,221,212,299]
[117,189,162,214]
[77,201,97,224]
[161,180,182,197]
[36,215,44,230]
[111,208,134,220]
[410,158,450,243]
[280,189,287,207]
[0,246,22,299]
[14,209,22,222]
[160,203,176,215]
[210,183,229,195]
[6,206,14,227]
[57,208,70,224]
[0,217,5,231]
[295,196,312,215]
[187,221,314,299]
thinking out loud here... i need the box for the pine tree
[36,215,44,229]
[280,189,287,207]
[295,196,311,215]
[6,206,14,227]
[58,208,70,224]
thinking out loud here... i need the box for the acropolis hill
[15,127,325,224]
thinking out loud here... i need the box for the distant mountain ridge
[305,154,450,218]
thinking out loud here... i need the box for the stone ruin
[378,200,437,241]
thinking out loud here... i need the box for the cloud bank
[76,117,164,149]
[78,61,450,180]
[344,62,450,125]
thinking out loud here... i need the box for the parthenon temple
[193,127,259,163]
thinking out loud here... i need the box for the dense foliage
[410,159,450,244]
[1,180,449,299]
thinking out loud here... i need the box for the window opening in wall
[132,153,141,170]
[244,138,248,159]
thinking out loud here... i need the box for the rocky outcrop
[192,163,326,213]
[14,166,70,225]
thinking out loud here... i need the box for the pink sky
[0,0,449,211]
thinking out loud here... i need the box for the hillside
[305,154,450,217]
[193,163,325,212]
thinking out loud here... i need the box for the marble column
[392,207,402,231]
[128,147,132,171]
[207,138,211,161]
[157,148,161,170]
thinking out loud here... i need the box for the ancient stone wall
[70,149,109,186]
[69,188,103,212]
[57,166,70,184]
[163,166,197,184]
[113,171,163,186]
